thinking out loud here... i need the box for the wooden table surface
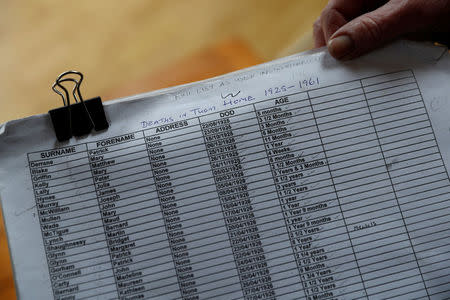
[0,1,328,298]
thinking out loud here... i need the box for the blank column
[309,78,427,299]
[363,70,450,299]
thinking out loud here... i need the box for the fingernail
[328,35,354,59]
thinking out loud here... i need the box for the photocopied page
[0,41,449,300]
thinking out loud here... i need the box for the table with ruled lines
[27,70,450,300]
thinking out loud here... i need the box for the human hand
[314,0,450,60]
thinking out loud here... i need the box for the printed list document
[0,41,449,300]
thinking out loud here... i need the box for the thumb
[327,1,419,59]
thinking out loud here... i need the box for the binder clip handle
[52,70,84,106]
[49,70,109,142]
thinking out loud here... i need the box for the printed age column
[255,92,366,299]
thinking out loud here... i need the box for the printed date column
[200,106,277,300]
[29,145,118,300]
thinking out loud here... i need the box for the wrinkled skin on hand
[314,0,450,59]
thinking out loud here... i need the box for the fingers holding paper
[314,0,450,60]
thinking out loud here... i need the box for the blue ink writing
[299,77,320,89]
[141,116,174,128]
[264,85,296,97]
[190,106,216,116]
[223,95,255,107]
[221,91,241,99]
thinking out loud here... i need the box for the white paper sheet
[1,41,449,300]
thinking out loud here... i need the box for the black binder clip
[49,71,109,142]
